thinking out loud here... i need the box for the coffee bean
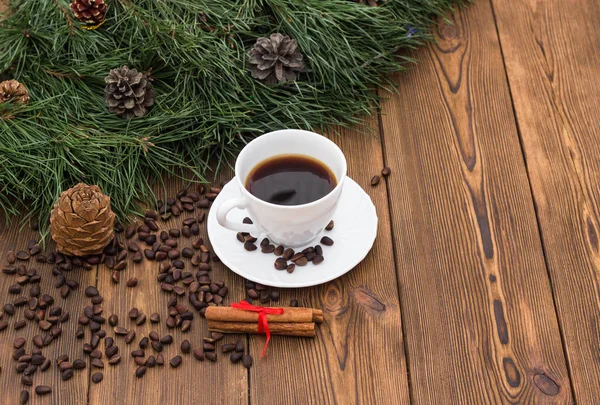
[247,289,259,300]
[371,175,380,186]
[147,313,160,324]
[39,359,51,372]
[244,241,257,251]
[106,345,118,358]
[221,343,236,353]
[16,251,30,261]
[274,258,288,270]
[92,372,103,383]
[85,286,99,297]
[229,351,243,363]
[313,255,324,264]
[91,358,104,369]
[181,340,191,353]
[125,330,136,344]
[73,359,86,370]
[259,290,270,303]
[20,390,29,404]
[325,220,334,231]
[320,236,334,246]
[170,355,182,368]
[261,244,276,253]
[126,278,138,288]
[381,166,391,177]
[90,349,102,359]
[242,354,253,368]
[35,386,51,396]
[206,352,217,362]
[160,335,173,345]
[114,326,128,335]
[9,284,22,294]
[270,290,280,301]
[131,350,145,358]
[59,361,73,371]
[3,303,15,315]
[181,319,191,332]
[295,256,309,266]
[181,248,194,258]
[107,354,121,365]
[173,259,185,269]
[14,337,26,349]
[106,314,117,327]
[15,320,27,330]
[235,339,244,353]
[272,245,284,256]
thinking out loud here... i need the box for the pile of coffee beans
[236,217,335,273]
[2,182,291,400]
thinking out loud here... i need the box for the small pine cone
[70,0,108,25]
[249,33,305,85]
[50,183,116,257]
[104,66,155,119]
[0,80,30,105]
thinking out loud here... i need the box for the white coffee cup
[215,129,347,247]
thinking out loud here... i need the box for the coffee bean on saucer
[286,264,295,273]
[261,244,275,254]
[274,258,287,270]
[244,242,257,251]
[320,236,334,246]
[295,257,308,266]
[260,238,269,247]
[315,245,323,255]
[371,175,380,186]
[274,245,284,256]
[243,217,253,224]
[282,248,294,260]
[381,166,391,177]
[313,255,324,265]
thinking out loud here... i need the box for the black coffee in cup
[245,154,336,205]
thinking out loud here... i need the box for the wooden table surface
[1,0,599,403]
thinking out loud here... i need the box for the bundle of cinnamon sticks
[206,306,323,337]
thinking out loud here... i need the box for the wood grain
[0,218,95,404]
[247,117,411,404]
[87,175,248,405]
[379,2,572,403]
[491,0,600,401]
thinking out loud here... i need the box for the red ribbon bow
[230,300,284,357]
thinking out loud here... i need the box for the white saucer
[207,177,378,288]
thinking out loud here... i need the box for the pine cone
[249,33,305,85]
[70,0,108,25]
[0,80,30,105]
[50,183,116,257]
[104,66,155,119]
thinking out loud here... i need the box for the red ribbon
[230,300,284,357]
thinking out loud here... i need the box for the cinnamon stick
[205,306,323,324]
[207,321,316,337]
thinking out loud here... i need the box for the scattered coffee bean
[131,350,145,358]
[371,175,380,186]
[230,351,243,363]
[85,286,99,297]
[108,314,118,326]
[150,313,160,323]
[135,366,147,378]
[170,355,182,368]
[35,386,51,396]
[125,330,136,344]
[234,340,244,353]
[92,372,103,383]
[91,358,104,368]
[294,256,308,266]
[205,352,217,362]
[20,390,29,404]
[211,332,224,341]
[222,343,236,353]
[126,278,138,288]
[274,258,288,270]
[247,289,259,299]
[73,359,86,370]
[320,236,334,246]
[270,290,280,301]
[261,244,276,253]
[108,355,121,365]
[15,320,27,330]
[16,251,30,261]
[381,166,391,176]
[9,284,22,294]
[242,354,253,368]
[181,340,191,353]
[193,348,204,361]
[244,241,257,251]
[14,337,26,349]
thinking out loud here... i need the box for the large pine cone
[70,0,108,25]
[50,183,115,257]
[0,80,30,105]
[105,66,155,119]
[249,33,305,85]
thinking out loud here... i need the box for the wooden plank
[0,218,95,404]
[247,118,411,404]
[379,2,572,403]
[491,0,600,401]
[88,176,248,405]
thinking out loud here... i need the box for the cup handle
[215,196,259,234]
